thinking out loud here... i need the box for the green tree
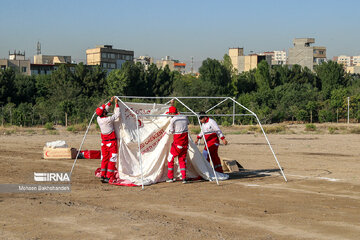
[198,58,231,96]
[14,74,36,105]
[306,101,318,123]
[153,65,173,97]
[315,61,348,98]
[0,68,16,104]
[330,88,348,122]
[254,60,271,90]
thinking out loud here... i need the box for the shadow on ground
[227,168,281,179]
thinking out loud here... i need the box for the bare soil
[1,124,360,240]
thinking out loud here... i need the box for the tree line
[1,57,360,127]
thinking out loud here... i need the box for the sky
[1,0,359,71]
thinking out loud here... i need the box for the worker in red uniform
[194,112,228,173]
[167,106,189,184]
[96,96,120,183]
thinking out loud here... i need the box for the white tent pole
[232,97,235,126]
[205,97,230,113]
[165,98,175,105]
[115,96,145,189]
[230,98,287,182]
[70,111,97,177]
[254,115,287,182]
[175,97,219,185]
[117,96,227,99]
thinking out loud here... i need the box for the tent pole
[255,115,287,182]
[175,97,219,185]
[229,98,287,182]
[205,97,229,113]
[232,97,235,126]
[70,111,97,177]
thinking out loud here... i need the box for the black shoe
[102,177,109,183]
[100,176,105,182]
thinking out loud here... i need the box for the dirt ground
[1,125,360,240]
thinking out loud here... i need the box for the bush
[247,125,260,132]
[328,126,338,134]
[48,130,59,135]
[318,109,335,123]
[67,123,87,132]
[305,123,316,131]
[221,120,231,127]
[264,125,286,134]
[349,127,360,134]
[44,122,54,130]
[295,109,308,122]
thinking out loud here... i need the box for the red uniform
[167,114,189,180]
[96,102,120,179]
[197,118,225,173]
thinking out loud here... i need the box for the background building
[134,56,153,70]
[33,55,71,64]
[272,50,287,65]
[333,55,360,74]
[86,45,134,72]
[229,48,244,71]
[0,50,30,75]
[156,56,186,74]
[228,48,272,73]
[288,38,326,70]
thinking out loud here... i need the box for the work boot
[100,176,106,182]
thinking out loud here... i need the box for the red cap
[168,106,177,114]
[96,105,104,116]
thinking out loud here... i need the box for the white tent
[70,96,287,189]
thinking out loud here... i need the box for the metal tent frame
[70,96,287,190]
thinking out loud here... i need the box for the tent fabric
[99,101,228,186]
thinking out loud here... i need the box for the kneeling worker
[96,96,120,183]
[167,106,189,184]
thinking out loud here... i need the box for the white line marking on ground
[285,174,342,182]
[245,184,260,187]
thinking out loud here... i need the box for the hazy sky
[1,0,359,70]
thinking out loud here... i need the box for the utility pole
[191,56,194,74]
[347,97,350,124]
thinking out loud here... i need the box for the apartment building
[288,38,326,71]
[333,55,360,74]
[228,48,272,73]
[86,45,134,72]
[333,55,360,67]
[272,50,287,65]
[156,56,186,74]
[134,56,153,70]
[33,54,71,64]
[229,48,244,71]
[0,51,31,75]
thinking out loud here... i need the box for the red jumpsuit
[168,114,189,180]
[197,118,225,173]
[96,102,120,179]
